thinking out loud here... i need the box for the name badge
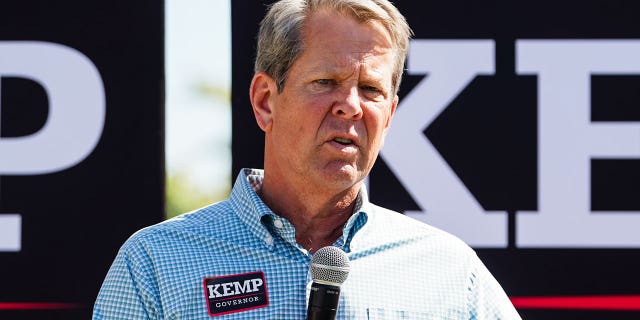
[203,271,269,317]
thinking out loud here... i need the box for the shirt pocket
[366,307,459,320]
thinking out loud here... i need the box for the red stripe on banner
[0,302,82,310]
[511,295,640,311]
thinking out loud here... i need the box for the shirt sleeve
[466,254,522,320]
[93,239,162,319]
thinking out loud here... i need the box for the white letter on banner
[0,41,105,175]
[0,214,21,251]
[517,40,640,247]
[380,40,508,247]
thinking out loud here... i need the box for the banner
[232,1,640,319]
[0,1,164,319]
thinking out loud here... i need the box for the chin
[319,164,365,189]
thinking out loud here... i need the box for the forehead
[295,10,395,75]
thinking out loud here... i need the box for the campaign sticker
[203,271,268,317]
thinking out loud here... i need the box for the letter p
[0,41,105,252]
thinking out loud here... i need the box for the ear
[249,72,278,132]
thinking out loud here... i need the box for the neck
[260,172,361,253]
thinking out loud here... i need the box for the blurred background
[165,0,232,218]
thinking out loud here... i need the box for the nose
[332,87,363,120]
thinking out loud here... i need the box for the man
[94,0,521,318]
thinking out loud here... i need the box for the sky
[165,0,232,199]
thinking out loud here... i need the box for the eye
[313,79,333,85]
[361,85,381,93]
[360,84,386,101]
[309,79,336,93]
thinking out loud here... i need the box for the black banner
[0,1,164,319]
[232,1,640,319]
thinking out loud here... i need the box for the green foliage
[165,172,230,219]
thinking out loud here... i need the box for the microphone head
[309,246,350,286]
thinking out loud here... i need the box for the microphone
[307,246,350,320]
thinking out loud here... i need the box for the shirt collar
[339,188,368,253]
[229,168,370,252]
[229,168,276,249]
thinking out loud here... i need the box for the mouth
[326,135,360,155]
[332,137,354,145]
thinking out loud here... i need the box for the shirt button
[274,219,284,229]
[265,236,273,246]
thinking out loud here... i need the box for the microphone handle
[307,282,341,320]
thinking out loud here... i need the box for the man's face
[259,10,398,192]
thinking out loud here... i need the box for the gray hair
[255,0,413,95]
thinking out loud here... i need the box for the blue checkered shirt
[94,168,521,319]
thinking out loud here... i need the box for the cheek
[286,101,329,135]
[274,105,319,146]
[365,108,391,143]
